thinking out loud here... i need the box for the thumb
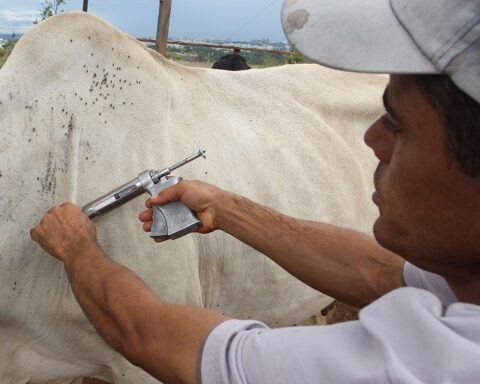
[147,183,183,208]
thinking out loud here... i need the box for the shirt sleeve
[201,288,480,384]
[201,318,390,383]
[402,261,458,308]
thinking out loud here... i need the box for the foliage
[0,34,19,69]
[33,0,70,24]
[288,54,307,64]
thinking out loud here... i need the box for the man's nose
[364,117,395,163]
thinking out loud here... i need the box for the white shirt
[402,261,458,308]
[201,262,480,383]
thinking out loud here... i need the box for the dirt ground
[329,301,360,323]
[81,301,358,384]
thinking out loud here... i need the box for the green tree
[33,0,70,24]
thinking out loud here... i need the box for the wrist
[63,242,105,269]
[212,191,244,231]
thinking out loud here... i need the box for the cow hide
[0,11,386,384]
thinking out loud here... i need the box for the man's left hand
[30,203,99,263]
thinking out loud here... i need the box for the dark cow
[212,53,251,71]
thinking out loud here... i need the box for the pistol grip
[148,175,201,240]
[151,201,201,240]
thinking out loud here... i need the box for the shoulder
[202,291,480,383]
[360,287,480,353]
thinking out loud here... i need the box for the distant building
[251,38,271,46]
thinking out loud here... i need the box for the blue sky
[0,0,287,42]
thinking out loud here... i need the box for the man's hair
[413,75,480,177]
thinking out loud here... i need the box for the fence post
[156,0,172,56]
[82,0,88,12]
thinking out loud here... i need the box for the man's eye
[381,115,401,136]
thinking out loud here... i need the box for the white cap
[281,0,480,103]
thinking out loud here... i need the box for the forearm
[64,246,154,354]
[216,194,405,307]
[64,246,227,384]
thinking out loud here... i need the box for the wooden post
[156,0,172,56]
[82,0,89,12]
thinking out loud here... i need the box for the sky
[0,0,287,42]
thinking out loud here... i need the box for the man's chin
[372,217,382,240]
[373,217,408,257]
[373,218,393,250]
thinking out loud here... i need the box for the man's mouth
[372,163,385,205]
[372,190,381,205]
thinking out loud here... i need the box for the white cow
[0,12,386,384]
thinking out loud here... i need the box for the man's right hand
[139,180,230,236]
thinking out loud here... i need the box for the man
[31,0,480,383]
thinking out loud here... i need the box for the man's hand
[139,180,230,237]
[30,202,99,263]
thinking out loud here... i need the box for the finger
[30,224,47,243]
[195,226,210,235]
[143,221,152,232]
[149,184,183,206]
[139,209,153,222]
[60,201,79,214]
[30,226,40,242]
[47,205,59,214]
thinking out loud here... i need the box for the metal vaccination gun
[82,150,206,240]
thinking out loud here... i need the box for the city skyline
[0,0,288,42]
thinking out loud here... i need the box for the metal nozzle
[169,149,206,172]
[151,149,206,183]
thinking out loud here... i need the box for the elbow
[114,310,185,384]
[119,336,185,384]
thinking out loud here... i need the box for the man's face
[364,75,480,272]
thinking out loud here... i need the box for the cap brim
[281,0,439,74]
